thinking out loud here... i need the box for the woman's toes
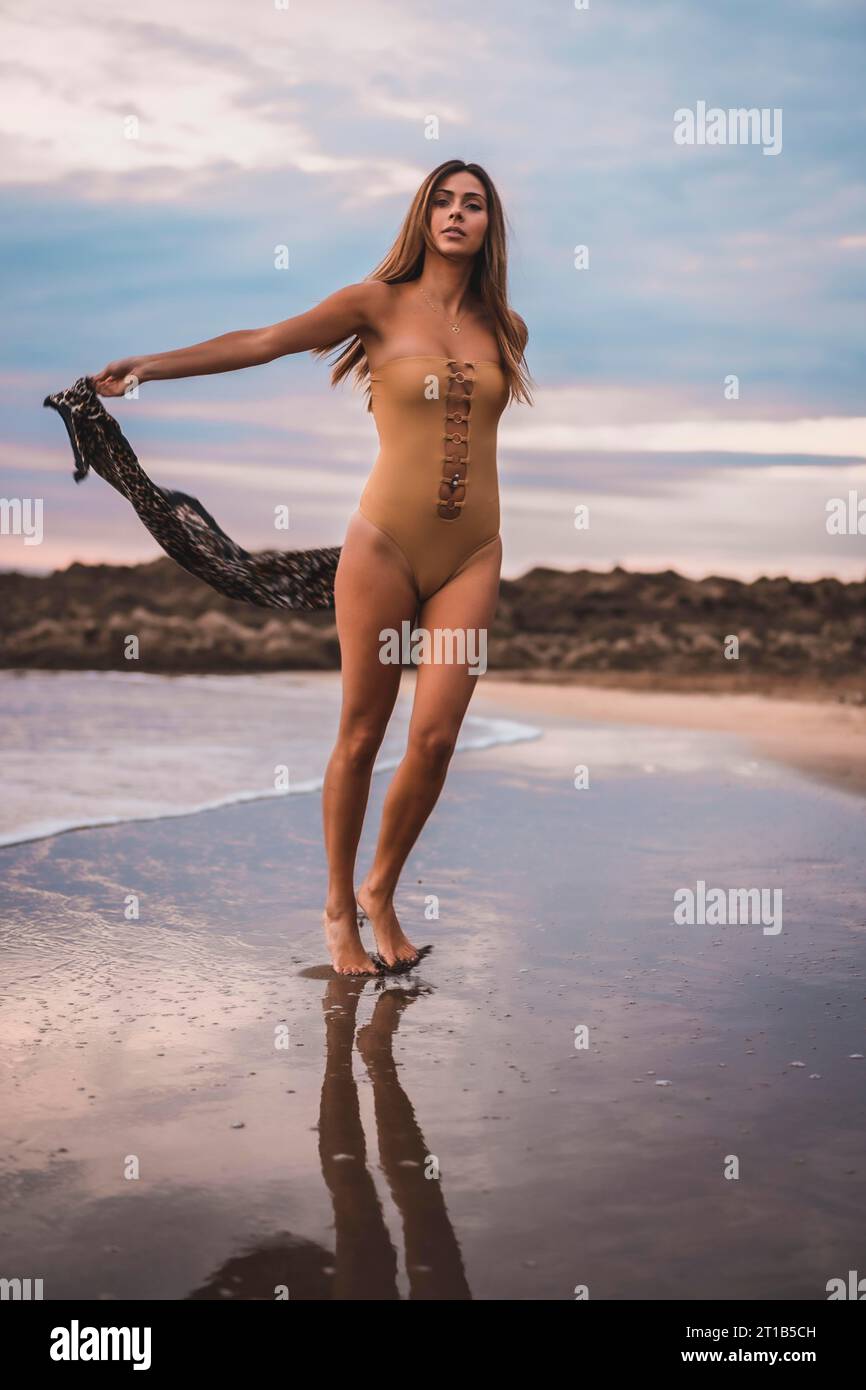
[321,909,381,976]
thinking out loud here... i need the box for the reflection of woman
[92,159,532,977]
[188,977,471,1300]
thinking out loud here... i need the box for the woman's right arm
[92,282,380,396]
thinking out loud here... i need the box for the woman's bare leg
[357,536,502,966]
[321,511,419,975]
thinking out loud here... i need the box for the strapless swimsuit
[359,356,509,601]
[42,357,508,612]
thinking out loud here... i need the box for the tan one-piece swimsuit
[358,355,509,601]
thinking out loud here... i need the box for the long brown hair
[312,159,532,411]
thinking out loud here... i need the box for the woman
[92,159,532,978]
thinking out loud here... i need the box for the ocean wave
[0,670,540,848]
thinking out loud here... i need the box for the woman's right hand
[91,357,147,397]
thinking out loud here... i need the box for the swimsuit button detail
[438,472,465,504]
[438,360,476,521]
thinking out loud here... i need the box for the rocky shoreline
[1,558,864,691]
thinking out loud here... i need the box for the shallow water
[1,703,864,1300]
[0,669,538,846]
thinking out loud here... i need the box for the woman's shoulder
[355,279,401,305]
[351,279,405,332]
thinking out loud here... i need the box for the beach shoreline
[476,675,866,802]
[2,674,865,1300]
[485,667,866,702]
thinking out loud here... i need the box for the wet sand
[1,685,865,1300]
[478,677,866,801]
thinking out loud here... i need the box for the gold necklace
[419,285,465,334]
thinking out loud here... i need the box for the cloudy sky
[2,0,864,581]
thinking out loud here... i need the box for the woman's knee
[408,725,458,772]
[337,720,388,771]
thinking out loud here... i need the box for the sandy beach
[477,677,866,801]
[1,674,865,1300]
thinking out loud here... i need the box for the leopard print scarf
[43,376,341,611]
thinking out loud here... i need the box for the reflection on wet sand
[189,976,470,1300]
[4,704,866,1301]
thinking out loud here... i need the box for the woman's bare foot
[321,907,381,977]
[356,879,421,969]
